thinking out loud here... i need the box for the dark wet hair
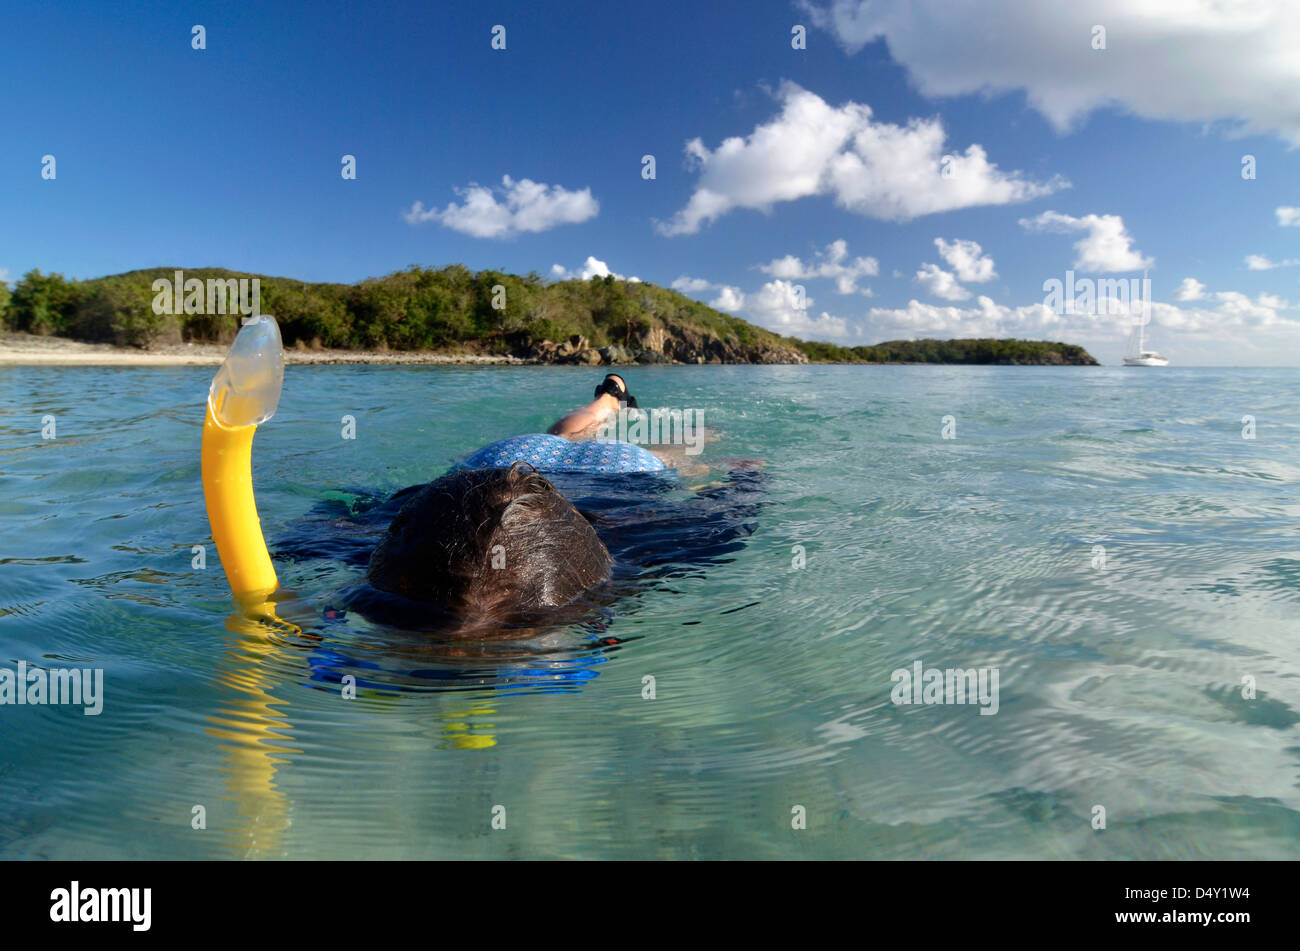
[364,462,613,632]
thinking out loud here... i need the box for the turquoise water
[2,364,1299,859]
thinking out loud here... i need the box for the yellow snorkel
[202,316,285,604]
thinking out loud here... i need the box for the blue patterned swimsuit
[458,433,667,474]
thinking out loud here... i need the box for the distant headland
[0,266,1099,366]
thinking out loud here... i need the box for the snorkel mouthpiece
[208,316,284,428]
[202,317,285,601]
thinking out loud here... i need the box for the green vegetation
[797,336,1099,365]
[0,265,1097,365]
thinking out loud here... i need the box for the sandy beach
[0,333,525,367]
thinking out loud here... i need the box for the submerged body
[276,458,766,638]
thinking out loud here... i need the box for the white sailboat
[1123,271,1169,366]
[1123,319,1169,366]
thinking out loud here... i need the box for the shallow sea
[1,364,1298,859]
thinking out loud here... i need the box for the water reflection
[203,595,629,842]
[206,602,300,857]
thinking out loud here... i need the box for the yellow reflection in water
[206,600,301,857]
[205,599,503,855]
[438,706,498,749]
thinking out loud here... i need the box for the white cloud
[716,272,1299,360]
[1171,277,1206,301]
[867,296,1067,339]
[656,81,1064,235]
[1245,254,1300,270]
[758,239,879,293]
[800,0,1300,146]
[551,256,640,282]
[1130,293,1291,336]
[1196,291,1288,329]
[862,289,1297,344]
[1019,211,1152,272]
[934,238,995,283]
[405,175,598,238]
[746,279,855,340]
[1278,207,1300,227]
[710,286,746,311]
[0,267,9,284]
[670,275,743,310]
[670,276,714,293]
[914,263,971,301]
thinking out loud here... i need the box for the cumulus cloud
[799,0,1300,145]
[1245,254,1300,270]
[914,263,970,301]
[1171,277,1206,301]
[551,256,640,282]
[1190,292,1289,329]
[1019,211,1152,272]
[656,82,1064,235]
[0,267,9,284]
[866,296,1065,339]
[406,175,598,238]
[670,276,713,293]
[1278,207,1300,227]
[715,271,1298,355]
[670,275,744,311]
[910,239,995,303]
[934,238,996,283]
[745,279,855,340]
[710,286,746,311]
[862,289,1296,344]
[758,239,879,294]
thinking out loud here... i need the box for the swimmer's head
[364,462,613,634]
[595,373,637,409]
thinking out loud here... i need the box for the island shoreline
[0,333,1107,368]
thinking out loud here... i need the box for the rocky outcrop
[516,326,809,366]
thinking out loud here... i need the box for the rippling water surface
[2,364,1298,859]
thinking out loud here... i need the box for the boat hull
[1123,356,1170,367]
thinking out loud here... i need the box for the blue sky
[2,0,1298,364]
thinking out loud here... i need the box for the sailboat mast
[1139,268,1148,353]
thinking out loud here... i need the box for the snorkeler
[203,319,763,638]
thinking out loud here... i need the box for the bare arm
[547,396,617,440]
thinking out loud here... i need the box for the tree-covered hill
[0,266,1098,365]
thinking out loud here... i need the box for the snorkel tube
[202,316,285,604]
